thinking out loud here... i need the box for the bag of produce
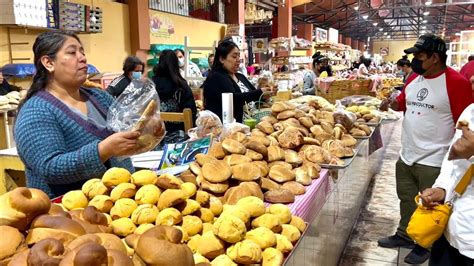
[107,79,166,155]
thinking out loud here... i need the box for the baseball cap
[404,34,447,54]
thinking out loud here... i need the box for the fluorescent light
[354,6,359,10]
[423,11,430,16]
[455,33,461,36]
[422,20,428,23]
[421,26,426,29]
[387,36,391,39]
[379,28,383,31]
[373,22,378,26]
[426,1,432,5]
[384,32,388,35]
[421,30,426,34]
[362,15,369,19]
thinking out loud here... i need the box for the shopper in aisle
[378,33,473,264]
[203,39,272,123]
[396,55,414,84]
[152,49,197,134]
[312,52,333,77]
[0,70,13,96]
[106,56,144,98]
[14,31,140,198]
[202,53,214,77]
[357,56,371,77]
[175,48,204,87]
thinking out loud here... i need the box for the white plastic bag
[220,122,250,141]
[187,110,223,139]
[333,100,357,130]
[107,79,166,154]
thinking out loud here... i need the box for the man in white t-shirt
[379,34,473,264]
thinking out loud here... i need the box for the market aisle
[339,121,428,266]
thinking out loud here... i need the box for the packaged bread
[194,110,223,138]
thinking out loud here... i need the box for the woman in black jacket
[203,40,272,123]
[152,50,197,134]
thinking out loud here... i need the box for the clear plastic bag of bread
[188,110,223,139]
[333,100,357,131]
[220,122,250,140]
[107,79,166,154]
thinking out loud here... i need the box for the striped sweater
[14,88,134,198]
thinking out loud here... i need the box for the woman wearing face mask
[14,31,141,198]
[396,55,414,84]
[174,49,204,88]
[203,40,272,123]
[312,52,333,77]
[106,55,144,98]
[152,50,197,134]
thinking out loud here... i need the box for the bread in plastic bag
[220,122,250,140]
[187,110,223,139]
[107,79,166,154]
[333,100,357,131]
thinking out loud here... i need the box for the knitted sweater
[14,88,134,198]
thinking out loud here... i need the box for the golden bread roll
[262,247,284,266]
[59,242,107,266]
[156,173,184,190]
[211,254,237,266]
[27,215,86,245]
[303,137,321,145]
[182,215,203,236]
[267,136,280,146]
[302,161,321,179]
[285,150,303,166]
[267,204,292,224]
[67,233,127,254]
[264,189,295,204]
[110,218,137,237]
[248,135,271,147]
[269,165,295,183]
[198,231,226,260]
[195,153,217,166]
[231,162,261,181]
[88,195,113,213]
[82,178,108,199]
[155,208,182,226]
[106,249,134,266]
[251,128,267,138]
[68,206,110,234]
[267,146,285,162]
[208,142,226,159]
[245,149,264,160]
[223,154,252,166]
[134,184,161,205]
[135,223,154,234]
[256,121,274,135]
[251,213,282,233]
[194,191,210,206]
[122,238,135,256]
[207,196,223,216]
[223,182,264,205]
[158,189,185,211]
[281,224,301,243]
[48,203,69,218]
[245,227,276,249]
[220,205,251,224]
[179,170,197,185]
[131,170,158,186]
[341,134,357,147]
[290,215,306,233]
[202,160,232,183]
[176,199,201,215]
[0,225,25,263]
[227,239,262,264]
[299,116,314,129]
[236,196,265,217]
[187,234,202,253]
[110,198,137,219]
[195,208,215,223]
[131,204,159,225]
[26,238,65,266]
[134,226,194,266]
[194,253,210,264]
[268,161,292,171]
[244,140,268,156]
[260,115,278,125]
[202,222,214,234]
[261,177,281,191]
[228,131,247,142]
[110,183,137,202]
[181,182,197,199]
[254,160,269,177]
[276,110,297,120]
[189,161,202,176]
[275,234,293,253]
[222,139,247,155]
[282,181,306,195]
[212,215,247,243]
[173,225,189,243]
[62,190,88,210]
[278,127,304,149]
[271,102,294,113]
[197,176,230,194]
[294,167,312,185]
[102,167,131,187]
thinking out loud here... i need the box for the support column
[277,0,292,56]
[344,37,352,47]
[352,40,359,50]
[297,23,313,56]
[338,34,343,44]
[225,0,245,25]
[128,0,150,64]
[359,41,365,52]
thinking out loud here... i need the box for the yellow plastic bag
[406,195,452,248]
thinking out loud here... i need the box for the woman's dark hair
[154,49,187,90]
[19,30,81,109]
[211,40,239,73]
[122,56,144,75]
[361,56,372,67]
[174,49,185,57]
[397,55,411,67]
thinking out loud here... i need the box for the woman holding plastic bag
[14,31,164,198]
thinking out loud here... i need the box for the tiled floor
[339,121,429,266]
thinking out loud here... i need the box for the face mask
[411,58,426,75]
[398,70,404,75]
[131,71,141,80]
[178,58,185,67]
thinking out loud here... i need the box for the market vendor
[106,55,144,98]
[203,39,272,123]
[0,70,13,96]
[312,52,333,77]
[14,31,141,198]
[175,48,204,87]
[396,55,414,83]
[357,56,371,77]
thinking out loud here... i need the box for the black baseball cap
[404,34,447,54]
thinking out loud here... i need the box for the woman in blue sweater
[14,31,140,198]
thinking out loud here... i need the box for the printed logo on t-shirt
[417,88,429,101]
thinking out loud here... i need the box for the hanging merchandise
[252,38,268,53]
[149,0,189,16]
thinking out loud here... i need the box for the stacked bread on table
[0,167,306,266]
[345,105,381,125]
